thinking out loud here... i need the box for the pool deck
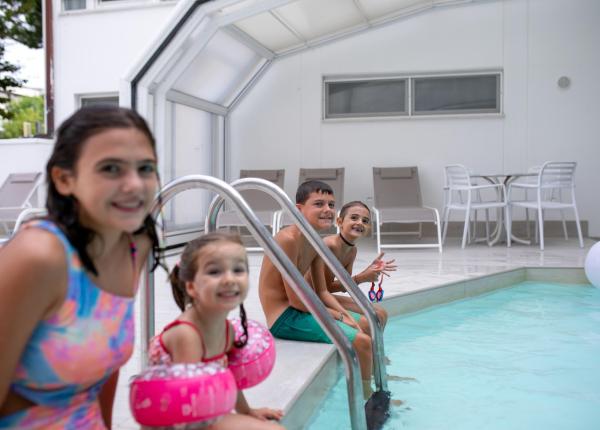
[113,236,595,429]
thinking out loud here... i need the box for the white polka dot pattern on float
[228,318,276,389]
[129,362,237,428]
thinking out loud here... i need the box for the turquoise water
[306,282,600,430]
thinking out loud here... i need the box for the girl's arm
[235,391,284,421]
[163,324,205,363]
[328,255,356,292]
[98,371,119,429]
[347,252,397,285]
[0,229,67,406]
[311,258,359,329]
[227,323,283,420]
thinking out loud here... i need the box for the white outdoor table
[470,172,537,246]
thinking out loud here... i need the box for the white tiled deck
[113,236,595,429]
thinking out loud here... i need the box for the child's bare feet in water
[391,399,405,407]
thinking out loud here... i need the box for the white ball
[584,242,600,288]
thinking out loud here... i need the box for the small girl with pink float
[144,232,284,430]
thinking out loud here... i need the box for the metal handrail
[141,175,367,430]
[13,207,47,233]
[206,178,389,393]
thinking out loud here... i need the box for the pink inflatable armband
[227,318,276,389]
[129,362,237,428]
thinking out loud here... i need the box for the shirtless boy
[258,181,374,398]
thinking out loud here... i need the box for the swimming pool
[306,281,600,429]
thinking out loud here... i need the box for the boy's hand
[248,407,284,421]
[341,314,362,331]
[342,316,362,332]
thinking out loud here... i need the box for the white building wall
[52,0,177,126]
[229,0,600,236]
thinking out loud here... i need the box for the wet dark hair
[169,232,249,348]
[45,105,162,276]
[295,180,333,204]
[339,201,371,219]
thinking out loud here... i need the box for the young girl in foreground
[0,106,161,429]
[148,232,285,430]
[321,201,397,333]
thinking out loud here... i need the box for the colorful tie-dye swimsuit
[0,220,137,429]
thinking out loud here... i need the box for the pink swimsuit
[148,320,231,367]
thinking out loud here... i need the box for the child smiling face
[337,204,371,243]
[52,127,158,235]
[297,191,336,232]
[186,241,249,313]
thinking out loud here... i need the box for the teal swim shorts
[269,307,362,344]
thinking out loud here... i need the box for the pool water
[306,282,600,430]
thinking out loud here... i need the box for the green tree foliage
[0,0,43,118]
[0,95,43,138]
[1,0,42,48]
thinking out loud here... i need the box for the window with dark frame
[324,72,501,119]
[63,0,86,11]
[80,96,119,108]
[412,74,500,115]
[325,79,407,119]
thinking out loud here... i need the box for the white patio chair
[442,165,511,249]
[442,168,488,245]
[372,166,442,253]
[521,165,568,243]
[0,172,43,235]
[216,169,285,241]
[277,167,344,233]
[508,161,583,251]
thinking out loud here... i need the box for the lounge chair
[0,172,43,236]
[372,166,442,253]
[216,169,285,249]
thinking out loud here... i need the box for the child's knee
[353,332,372,354]
[375,305,388,326]
[358,316,370,332]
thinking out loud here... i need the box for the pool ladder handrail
[206,177,389,392]
[141,175,368,430]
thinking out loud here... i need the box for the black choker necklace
[339,233,355,247]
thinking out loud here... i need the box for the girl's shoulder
[161,319,206,362]
[324,234,344,254]
[2,223,68,271]
[0,223,69,317]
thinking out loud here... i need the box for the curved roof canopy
[126,0,481,113]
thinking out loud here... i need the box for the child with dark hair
[259,180,376,398]
[310,201,396,333]
[0,106,162,428]
[148,232,284,430]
